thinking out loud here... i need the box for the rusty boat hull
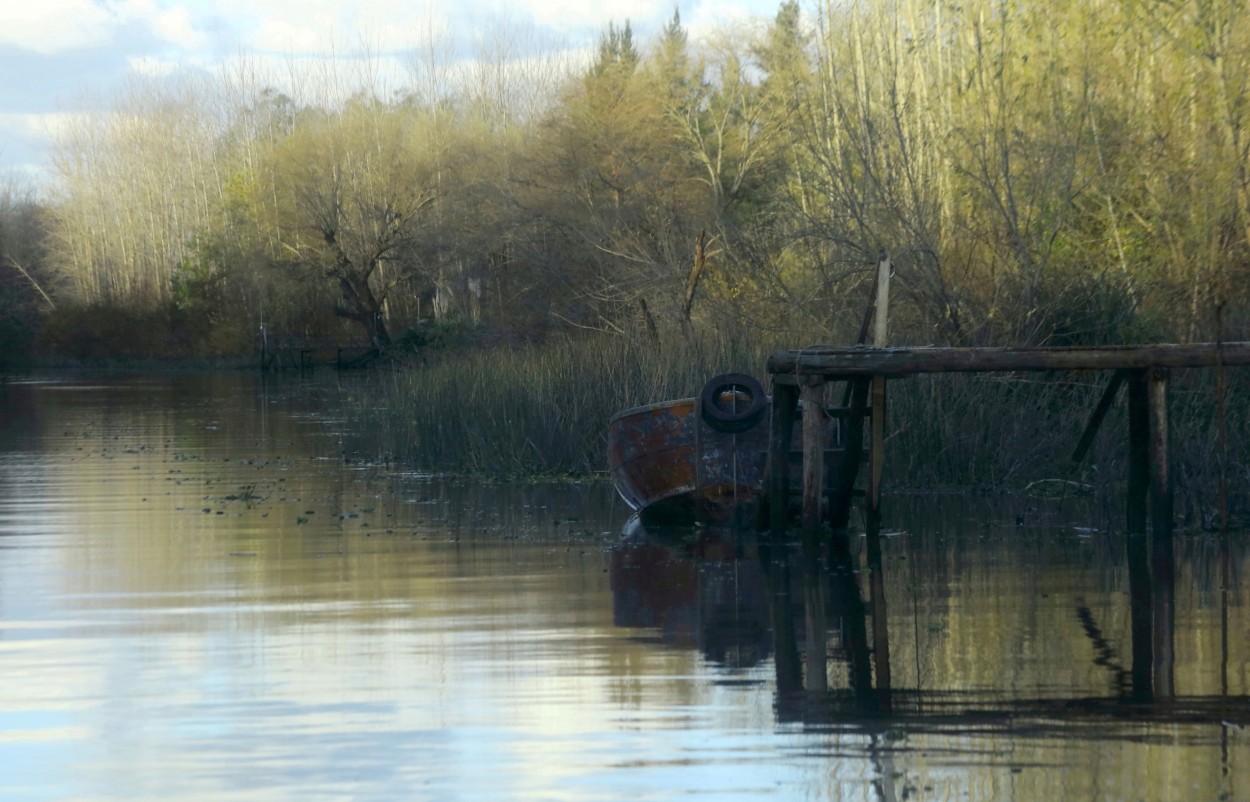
[607,375,774,523]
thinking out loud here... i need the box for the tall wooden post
[801,381,828,542]
[1148,367,1175,698]
[1127,371,1148,535]
[867,253,891,521]
[868,377,887,517]
[873,253,892,347]
[1125,370,1153,698]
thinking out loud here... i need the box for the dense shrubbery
[11,0,1250,358]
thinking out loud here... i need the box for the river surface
[0,372,1247,802]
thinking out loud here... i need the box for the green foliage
[592,20,639,79]
[30,1,1250,369]
[390,318,477,356]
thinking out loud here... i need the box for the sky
[0,0,787,186]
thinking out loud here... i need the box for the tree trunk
[337,274,393,350]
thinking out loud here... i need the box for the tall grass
[377,330,776,477]
[884,369,1250,522]
[373,331,1249,523]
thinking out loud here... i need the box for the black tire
[699,373,767,433]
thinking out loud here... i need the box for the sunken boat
[607,373,781,524]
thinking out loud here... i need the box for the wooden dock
[755,255,1247,700]
[764,341,1250,540]
[764,339,1247,700]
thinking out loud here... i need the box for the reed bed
[376,331,775,477]
[884,369,1250,522]
[371,333,1248,523]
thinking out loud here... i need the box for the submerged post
[865,515,891,701]
[1148,367,1175,698]
[1125,370,1153,698]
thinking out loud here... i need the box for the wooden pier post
[867,253,891,521]
[1148,367,1175,698]
[1148,368,1174,539]
[1126,367,1176,699]
[868,376,887,517]
[1127,371,1149,534]
[801,381,828,540]
[767,383,799,539]
[1125,370,1153,697]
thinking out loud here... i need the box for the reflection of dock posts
[803,558,829,691]
[763,548,803,695]
[865,515,892,703]
[828,536,877,701]
[259,324,271,371]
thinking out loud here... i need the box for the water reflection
[612,502,1250,800]
[2,373,1248,802]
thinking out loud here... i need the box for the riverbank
[372,332,1249,527]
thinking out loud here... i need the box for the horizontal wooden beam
[768,342,1250,380]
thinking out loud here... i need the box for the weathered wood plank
[873,254,892,348]
[769,342,1250,379]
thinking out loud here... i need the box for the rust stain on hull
[607,397,771,521]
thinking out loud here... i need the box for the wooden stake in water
[868,254,891,515]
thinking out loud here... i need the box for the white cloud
[686,0,770,42]
[496,0,664,30]
[147,4,209,50]
[0,111,86,141]
[0,0,212,55]
[0,0,118,54]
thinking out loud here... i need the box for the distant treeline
[4,0,1250,363]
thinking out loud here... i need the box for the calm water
[0,372,1247,802]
